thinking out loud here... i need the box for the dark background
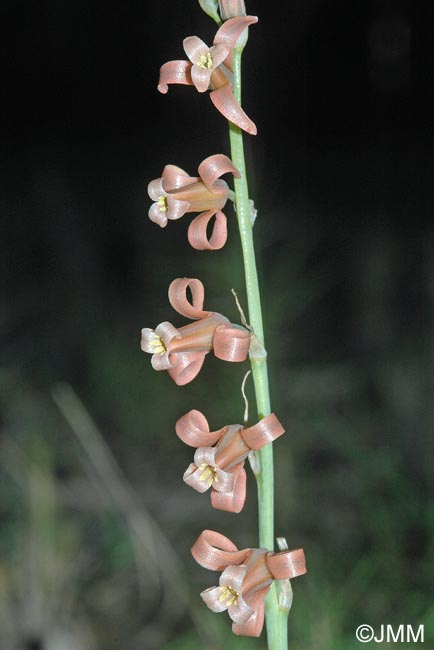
[1,1,433,649]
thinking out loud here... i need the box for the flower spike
[148,154,240,250]
[176,410,285,512]
[141,279,250,385]
[192,530,307,637]
[157,16,258,134]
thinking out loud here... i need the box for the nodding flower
[176,410,285,513]
[148,154,240,250]
[157,16,258,135]
[192,530,306,637]
[140,278,250,386]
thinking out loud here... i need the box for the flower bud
[218,0,246,19]
[198,0,222,24]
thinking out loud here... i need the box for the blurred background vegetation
[2,0,433,648]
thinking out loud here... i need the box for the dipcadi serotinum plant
[141,1,307,647]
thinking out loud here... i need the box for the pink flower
[157,16,258,135]
[148,154,240,250]
[192,530,307,637]
[140,278,250,386]
[176,410,285,512]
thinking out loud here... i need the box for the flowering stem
[228,45,289,650]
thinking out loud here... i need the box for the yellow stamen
[218,585,239,606]
[197,51,213,70]
[149,336,166,355]
[157,196,168,212]
[198,463,219,487]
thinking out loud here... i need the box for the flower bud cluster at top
[140,1,306,639]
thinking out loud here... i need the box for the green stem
[228,45,289,650]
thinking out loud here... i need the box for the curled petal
[167,350,207,385]
[241,413,285,451]
[210,84,257,135]
[213,323,250,362]
[161,164,198,192]
[176,409,226,447]
[214,15,258,68]
[188,210,227,250]
[266,548,307,580]
[168,278,209,319]
[198,153,240,193]
[191,529,249,571]
[211,464,246,512]
[232,600,265,637]
[155,321,181,346]
[158,60,193,93]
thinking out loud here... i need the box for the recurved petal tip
[191,529,248,571]
[161,164,197,191]
[176,409,210,446]
[266,548,307,580]
[198,153,241,192]
[176,409,227,448]
[241,413,285,450]
[213,323,250,362]
[210,85,257,135]
[168,277,208,319]
[214,15,258,51]
[157,60,193,93]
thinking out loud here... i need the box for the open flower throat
[141,278,250,386]
[198,51,214,69]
